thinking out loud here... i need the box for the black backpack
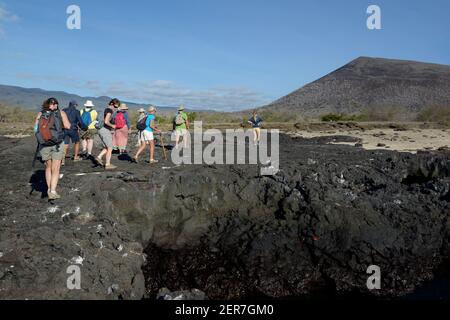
[136,115,148,131]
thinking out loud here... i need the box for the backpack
[114,112,126,129]
[80,109,93,130]
[175,113,185,125]
[95,107,112,130]
[136,115,148,131]
[35,111,64,146]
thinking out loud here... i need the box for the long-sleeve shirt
[63,106,82,130]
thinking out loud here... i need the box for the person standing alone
[248,110,263,146]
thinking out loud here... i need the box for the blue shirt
[248,116,263,128]
[145,114,155,132]
[63,106,82,130]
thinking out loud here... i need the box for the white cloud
[0,5,19,37]
[13,72,272,111]
[101,80,272,111]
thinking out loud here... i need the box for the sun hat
[119,103,129,111]
[84,100,95,107]
[138,108,146,113]
[178,105,185,111]
[148,105,156,112]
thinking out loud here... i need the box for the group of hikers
[34,97,263,200]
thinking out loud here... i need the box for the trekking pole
[159,132,168,160]
[32,143,40,168]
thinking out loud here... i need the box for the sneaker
[105,164,117,170]
[150,159,159,164]
[73,158,82,162]
[131,157,139,164]
[48,191,61,200]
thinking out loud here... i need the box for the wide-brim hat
[84,100,95,107]
[178,105,185,111]
[119,103,129,110]
[138,108,146,113]
[148,105,156,112]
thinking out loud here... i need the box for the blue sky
[0,0,449,111]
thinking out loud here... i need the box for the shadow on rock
[29,170,47,198]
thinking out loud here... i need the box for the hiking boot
[48,191,61,200]
[105,164,117,170]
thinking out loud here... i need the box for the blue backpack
[81,109,93,130]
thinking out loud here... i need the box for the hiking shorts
[81,129,97,140]
[40,142,65,161]
[141,130,154,143]
[98,127,113,149]
[176,128,187,135]
[64,129,80,144]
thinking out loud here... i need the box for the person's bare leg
[81,139,87,153]
[87,139,94,155]
[74,142,80,160]
[45,160,52,193]
[63,144,69,163]
[105,148,113,166]
[50,159,61,193]
[134,142,147,160]
[98,148,107,160]
[175,132,180,148]
[150,140,155,161]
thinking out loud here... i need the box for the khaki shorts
[176,128,187,135]
[98,127,113,149]
[81,129,97,140]
[140,130,154,142]
[40,142,65,161]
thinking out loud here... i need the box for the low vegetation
[416,106,450,126]
[0,104,36,124]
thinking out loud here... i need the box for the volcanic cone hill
[262,57,450,119]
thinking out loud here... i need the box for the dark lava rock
[0,134,449,300]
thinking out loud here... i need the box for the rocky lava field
[0,134,449,299]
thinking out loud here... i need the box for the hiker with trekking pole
[33,97,71,200]
[132,105,162,164]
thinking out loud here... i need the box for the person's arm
[185,114,190,130]
[149,119,161,134]
[104,111,116,129]
[76,110,82,130]
[60,111,71,130]
[125,112,131,129]
[34,112,42,133]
